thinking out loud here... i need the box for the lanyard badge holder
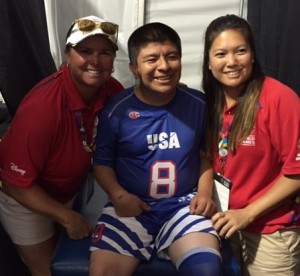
[212,172,231,211]
[74,110,98,154]
[212,124,232,211]
[74,110,98,204]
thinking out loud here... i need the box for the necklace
[218,108,234,173]
[74,110,98,154]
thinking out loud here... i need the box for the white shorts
[0,190,73,245]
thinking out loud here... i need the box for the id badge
[85,168,95,204]
[212,173,231,211]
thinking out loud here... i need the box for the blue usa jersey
[93,86,206,200]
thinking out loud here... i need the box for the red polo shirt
[213,77,300,233]
[0,65,123,203]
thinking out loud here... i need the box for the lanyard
[218,112,233,173]
[74,110,98,154]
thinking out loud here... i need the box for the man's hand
[112,191,150,217]
[189,194,217,217]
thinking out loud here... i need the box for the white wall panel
[145,0,245,90]
[45,0,246,90]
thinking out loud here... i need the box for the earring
[112,68,115,73]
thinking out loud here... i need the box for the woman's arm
[212,175,300,238]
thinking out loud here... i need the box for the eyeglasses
[66,19,119,44]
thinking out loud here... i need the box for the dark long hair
[202,14,265,157]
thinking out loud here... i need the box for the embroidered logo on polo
[240,134,256,146]
[10,162,26,176]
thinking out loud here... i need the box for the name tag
[212,173,231,211]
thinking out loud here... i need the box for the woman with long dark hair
[202,14,300,275]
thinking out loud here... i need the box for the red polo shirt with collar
[0,65,123,203]
[213,77,300,233]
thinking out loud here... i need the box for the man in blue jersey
[89,22,221,276]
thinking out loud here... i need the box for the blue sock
[176,247,222,276]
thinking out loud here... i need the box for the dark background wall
[0,0,56,117]
[0,1,56,274]
[248,0,300,96]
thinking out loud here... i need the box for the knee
[89,252,135,276]
[176,247,222,276]
[89,259,114,276]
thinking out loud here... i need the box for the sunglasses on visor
[66,19,118,44]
